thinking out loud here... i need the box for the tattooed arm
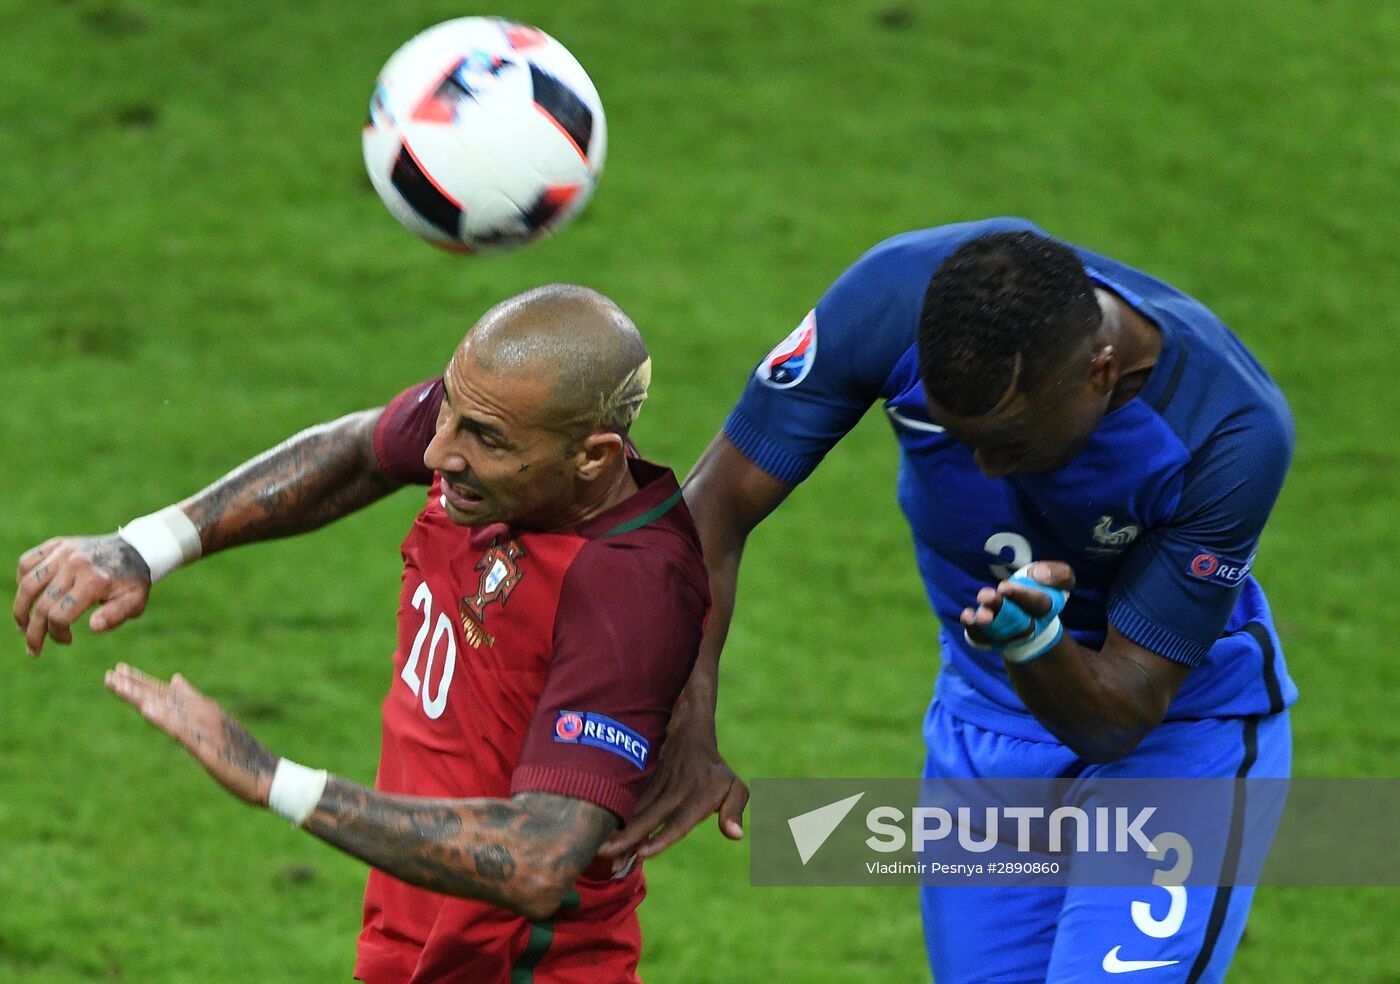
[307,784,616,920]
[15,408,399,656]
[106,663,614,921]
[178,409,399,554]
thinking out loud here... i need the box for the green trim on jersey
[509,888,581,984]
[599,487,684,539]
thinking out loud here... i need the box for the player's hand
[13,535,153,657]
[105,663,276,807]
[960,560,1077,645]
[598,697,748,865]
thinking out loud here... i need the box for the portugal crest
[459,539,525,647]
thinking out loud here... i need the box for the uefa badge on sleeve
[756,311,817,389]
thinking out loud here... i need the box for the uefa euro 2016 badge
[459,538,526,648]
[756,311,817,389]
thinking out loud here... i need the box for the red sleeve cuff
[373,379,440,486]
[371,411,396,477]
[510,766,636,822]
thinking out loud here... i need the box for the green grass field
[3,0,1399,979]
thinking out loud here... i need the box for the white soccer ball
[362,17,607,253]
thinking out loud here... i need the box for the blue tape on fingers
[1007,569,1068,620]
[1001,569,1070,663]
[965,568,1073,659]
[983,596,1033,644]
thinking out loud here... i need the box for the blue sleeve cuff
[1106,596,1209,667]
[722,407,820,485]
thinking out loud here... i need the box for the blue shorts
[920,699,1291,984]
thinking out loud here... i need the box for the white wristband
[117,506,201,583]
[1002,616,1064,664]
[268,758,329,826]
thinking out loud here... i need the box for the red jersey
[356,379,709,984]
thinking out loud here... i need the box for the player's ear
[574,431,626,482]
[1087,344,1118,394]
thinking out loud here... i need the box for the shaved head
[461,284,651,439]
[429,285,653,529]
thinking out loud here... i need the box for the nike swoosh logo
[885,406,945,433]
[1102,946,1181,974]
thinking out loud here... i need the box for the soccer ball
[362,17,607,253]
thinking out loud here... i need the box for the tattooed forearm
[472,845,516,881]
[180,410,400,555]
[218,715,278,778]
[304,780,618,919]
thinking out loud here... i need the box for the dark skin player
[599,282,1191,865]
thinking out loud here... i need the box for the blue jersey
[726,218,1298,741]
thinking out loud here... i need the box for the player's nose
[423,429,468,475]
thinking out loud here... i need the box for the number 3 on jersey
[401,581,457,719]
[984,531,1033,581]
